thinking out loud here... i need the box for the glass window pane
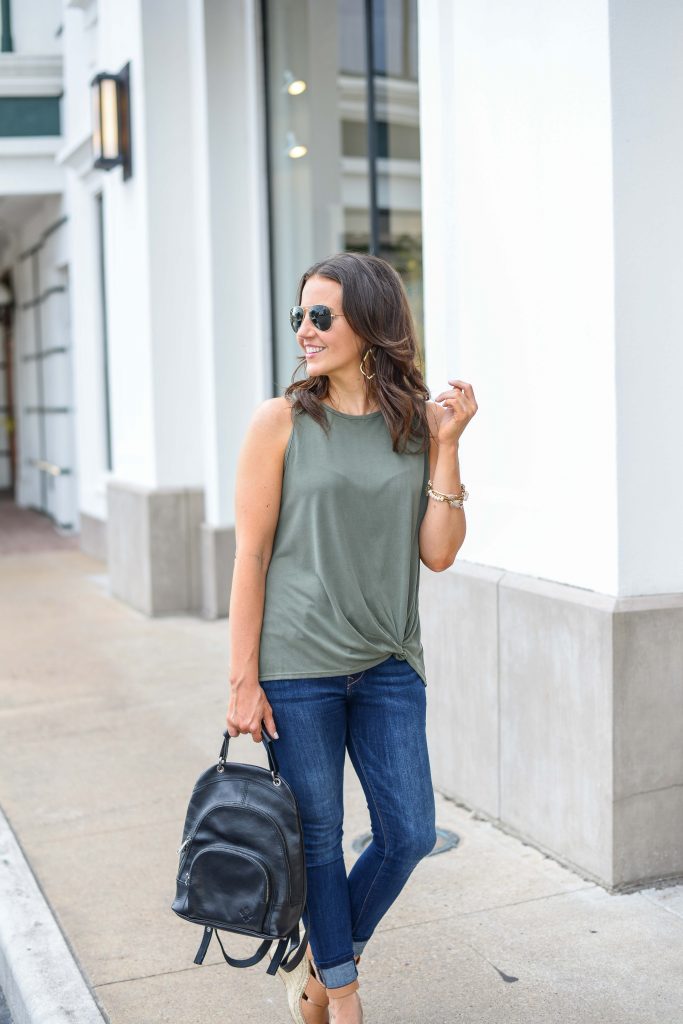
[373,0,423,364]
[263,0,424,391]
[264,0,370,393]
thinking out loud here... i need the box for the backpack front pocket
[186,843,271,932]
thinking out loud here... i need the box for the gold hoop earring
[360,349,375,380]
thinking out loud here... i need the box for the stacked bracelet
[425,479,469,509]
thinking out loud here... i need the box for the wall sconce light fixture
[91,62,132,180]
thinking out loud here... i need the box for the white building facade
[1,0,681,892]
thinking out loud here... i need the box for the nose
[297,312,318,342]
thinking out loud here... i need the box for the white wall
[60,0,96,147]
[610,0,683,595]
[59,3,112,522]
[418,0,619,595]
[139,0,204,489]
[58,0,271,528]
[58,0,157,493]
[9,0,62,54]
[188,0,271,526]
[61,0,206,493]
[96,0,156,487]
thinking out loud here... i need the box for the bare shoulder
[245,396,294,459]
[252,395,294,426]
[271,395,295,419]
[235,398,293,514]
[234,398,295,565]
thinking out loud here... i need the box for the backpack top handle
[218,725,281,784]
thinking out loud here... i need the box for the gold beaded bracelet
[425,479,469,509]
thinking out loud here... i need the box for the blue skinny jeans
[260,654,436,989]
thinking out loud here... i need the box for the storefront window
[263,0,423,394]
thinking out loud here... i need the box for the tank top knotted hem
[257,402,431,686]
[258,651,428,686]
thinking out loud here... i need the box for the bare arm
[419,402,467,571]
[226,397,293,742]
[228,551,267,685]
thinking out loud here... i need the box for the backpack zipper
[186,842,271,903]
[177,802,291,900]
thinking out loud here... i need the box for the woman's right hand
[226,680,278,744]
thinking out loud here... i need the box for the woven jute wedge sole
[269,949,311,1024]
[269,946,331,1024]
[270,945,362,1024]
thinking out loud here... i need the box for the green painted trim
[1,0,13,52]
[0,96,60,137]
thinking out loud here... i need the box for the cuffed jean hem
[316,959,358,989]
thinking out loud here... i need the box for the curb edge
[0,804,107,1024]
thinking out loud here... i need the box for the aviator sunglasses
[289,304,346,333]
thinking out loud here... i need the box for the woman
[226,252,477,1024]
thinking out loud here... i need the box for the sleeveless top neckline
[321,403,382,419]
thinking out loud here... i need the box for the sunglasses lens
[310,305,332,331]
[290,306,304,332]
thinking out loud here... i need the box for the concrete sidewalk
[0,547,682,1023]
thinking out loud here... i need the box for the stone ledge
[421,560,683,889]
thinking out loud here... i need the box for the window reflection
[264,0,423,392]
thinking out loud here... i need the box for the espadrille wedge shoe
[269,943,331,1024]
[270,942,363,1024]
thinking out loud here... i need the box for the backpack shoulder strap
[193,920,310,975]
[194,926,272,968]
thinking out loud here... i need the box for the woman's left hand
[434,379,478,446]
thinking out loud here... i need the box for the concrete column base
[200,523,236,619]
[107,481,204,615]
[79,512,107,563]
[420,560,683,891]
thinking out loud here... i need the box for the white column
[185,0,272,616]
[610,0,683,595]
[92,0,157,487]
[418,0,617,596]
[90,0,207,611]
[139,0,204,489]
[186,0,272,529]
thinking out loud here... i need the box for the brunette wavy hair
[283,252,430,455]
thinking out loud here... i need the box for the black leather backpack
[171,727,309,975]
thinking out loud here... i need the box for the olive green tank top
[258,401,431,685]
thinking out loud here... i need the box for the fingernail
[274,731,279,739]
